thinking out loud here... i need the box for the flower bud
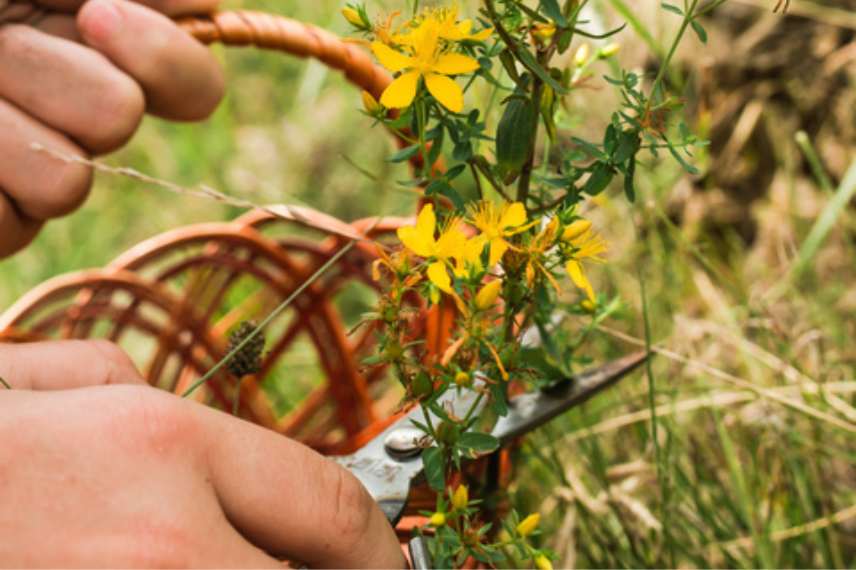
[535,555,553,570]
[562,219,592,242]
[451,484,469,510]
[516,513,540,537]
[430,512,446,527]
[532,23,556,42]
[341,7,364,28]
[475,280,502,310]
[361,90,381,114]
[598,43,621,59]
[574,43,590,66]
[454,371,472,387]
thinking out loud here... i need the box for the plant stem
[643,0,699,117]
[0,376,11,390]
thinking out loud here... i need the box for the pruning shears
[332,351,648,568]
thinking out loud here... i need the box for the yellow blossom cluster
[395,201,606,305]
[367,7,492,113]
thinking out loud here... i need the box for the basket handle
[178,11,392,101]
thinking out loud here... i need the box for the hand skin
[0,340,406,568]
[0,0,225,257]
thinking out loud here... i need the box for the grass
[1,0,854,568]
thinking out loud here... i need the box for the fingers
[0,340,146,390]
[199,408,406,569]
[77,0,224,121]
[36,0,220,17]
[0,192,41,258]
[0,98,93,221]
[0,24,145,154]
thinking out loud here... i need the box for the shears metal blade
[333,350,648,525]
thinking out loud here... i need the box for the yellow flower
[523,216,561,291]
[475,280,502,310]
[563,221,607,302]
[433,6,493,42]
[371,15,480,112]
[430,512,447,526]
[452,233,486,278]
[516,513,540,537]
[468,201,534,267]
[397,204,467,294]
[451,484,469,510]
[535,555,553,570]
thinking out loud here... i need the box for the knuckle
[85,76,145,154]
[328,467,374,546]
[109,387,196,456]
[89,340,143,385]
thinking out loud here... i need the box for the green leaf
[539,0,567,26]
[661,2,683,15]
[459,431,500,454]
[666,138,700,174]
[691,19,708,43]
[624,157,637,202]
[422,446,446,491]
[514,46,568,94]
[583,162,616,195]
[388,144,420,163]
[614,130,641,164]
[425,180,464,209]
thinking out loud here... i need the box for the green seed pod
[495,93,538,184]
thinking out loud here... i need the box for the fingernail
[78,0,122,49]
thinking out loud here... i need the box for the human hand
[0,0,224,258]
[0,340,405,568]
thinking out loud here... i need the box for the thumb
[0,340,146,390]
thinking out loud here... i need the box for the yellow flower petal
[380,70,421,109]
[425,73,464,113]
[416,203,437,234]
[469,27,494,41]
[567,260,595,301]
[436,222,467,258]
[371,41,414,73]
[488,238,510,267]
[432,53,480,75]
[397,227,429,258]
[499,202,527,230]
[535,555,553,570]
[562,219,592,242]
[427,260,452,293]
[396,204,436,258]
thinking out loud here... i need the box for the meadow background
[1,0,854,567]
